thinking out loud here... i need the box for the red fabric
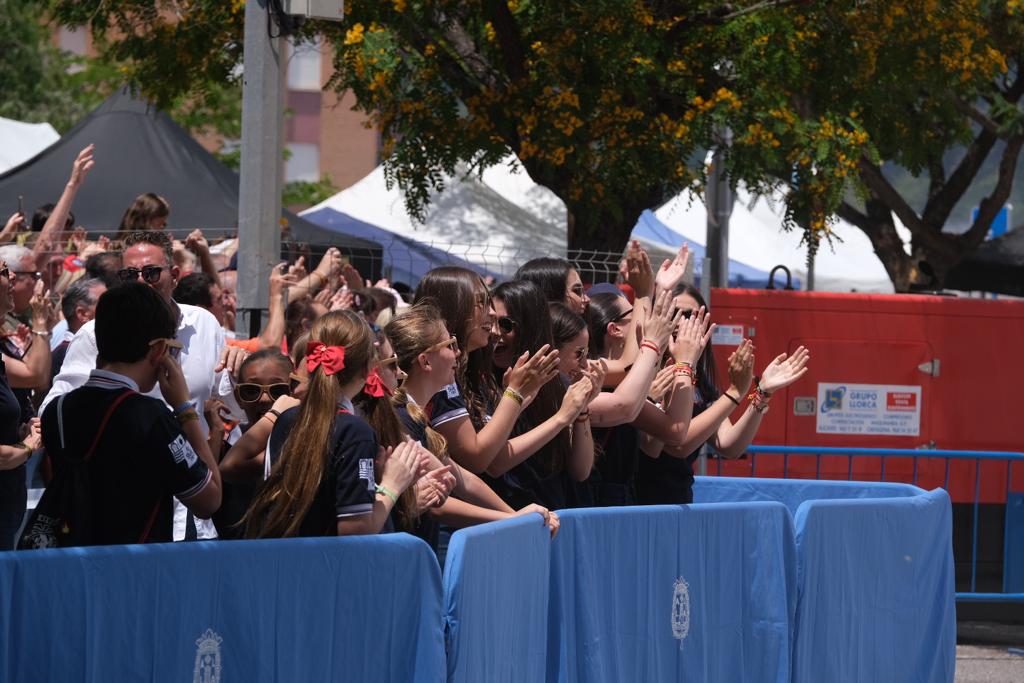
[305,340,346,376]
[362,368,392,398]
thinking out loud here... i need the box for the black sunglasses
[612,307,633,323]
[0,267,9,280]
[496,316,518,334]
[118,265,165,284]
[13,270,42,282]
[235,382,291,403]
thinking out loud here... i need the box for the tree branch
[947,94,1004,138]
[961,134,1024,248]
[483,0,528,83]
[836,201,874,236]
[857,158,927,236]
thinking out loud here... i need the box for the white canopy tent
[302,157,567,279]
[0,117,60,174]
[652,188,911,293]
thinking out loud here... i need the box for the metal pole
[236,0,284,338]
[698,256,712,477]
[706,147,734,288]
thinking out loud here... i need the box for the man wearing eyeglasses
[42,230,247,541]
[0,245,45,346]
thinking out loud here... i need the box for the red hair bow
[363,368,392,398]
[306,341,346,376]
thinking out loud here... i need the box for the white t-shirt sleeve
[40,321,99,414]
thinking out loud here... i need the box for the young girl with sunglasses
[579,287,711,506]
[489,280,600,509]
[216,350,299,536]
[384,304,560,536]
[243,310,427,537]
[413,267,560,475]
[636,284,810,504]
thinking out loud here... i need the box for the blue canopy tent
[631,210,801,289]
[302,207,502,287]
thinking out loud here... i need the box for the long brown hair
[384,303,453,465]
[244,310,374,538]
[414,267,496,427]
[353,331,418,531]
[118,192,170,232]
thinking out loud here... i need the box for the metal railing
[724,445,1024,604]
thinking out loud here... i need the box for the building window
[285,143,320,182]
[287,39,322,92]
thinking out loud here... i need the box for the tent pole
[236,0,284,338]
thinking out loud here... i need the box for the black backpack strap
[80,389,136,462]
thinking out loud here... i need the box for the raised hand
[655,244,690,295]
[758,346,810,394]
[726,339,756,396]
[640,289,684,352]
[29,280,54,333]
[557,375,592,422]
[583,358,608,403]
[329,287,355,312]
[269,262,298,298]
[503,344,560,401]
[621,240,654,298]
[68,144,95,189]
[185,229,210,255]
[670,305,714,365]
[287,255,307,281]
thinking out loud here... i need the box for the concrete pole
[236,0,284,338]
[706,140,733,289]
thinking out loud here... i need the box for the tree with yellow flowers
[46,0,1024,291]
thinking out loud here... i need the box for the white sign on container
[816,383,922,436]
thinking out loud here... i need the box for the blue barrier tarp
[546,503,796,683]
[792,489,956,683]
[0,534,445,683]
[443,515,551,683]
[694,476,923,516]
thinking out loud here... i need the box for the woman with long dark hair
[414,267,559,474]
[489,280,598,509]
[384,304,560,535]
[244,310,426,537]
[581,287,709,505]
[636,284,810,504]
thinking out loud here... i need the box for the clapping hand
[620,240,654,298]
[758,346,810,394]
[654,245,690,296]
[670,305,714,366]
[726,340,755,396]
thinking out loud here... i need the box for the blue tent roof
[302,207,503,286]
[631,210,801,289]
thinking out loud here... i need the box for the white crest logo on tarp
[671,576,691,645]
[192,629,222,683]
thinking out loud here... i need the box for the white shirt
[49,319,71,351]
[41,303,232,541]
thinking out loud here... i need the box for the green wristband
[375,484,399,506]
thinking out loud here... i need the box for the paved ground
[955,645,1024,682]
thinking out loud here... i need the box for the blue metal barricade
[737,446,1024,604]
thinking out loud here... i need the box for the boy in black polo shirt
[39,283,221,545]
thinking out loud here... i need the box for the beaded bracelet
[503,387,525,406]
[747,388,771,414]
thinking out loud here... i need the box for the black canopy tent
[0,91,381,276]
[945,226,1024,296]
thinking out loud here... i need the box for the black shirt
[636,387,720,505]
[40,372,212,545]
[0,355,26,549]
[393,401,441,549]
[265,405,378,536]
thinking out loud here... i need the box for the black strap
[81,389,136,463]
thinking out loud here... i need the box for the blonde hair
[384,303,452,463]
[245,310,375,538]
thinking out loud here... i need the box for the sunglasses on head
[235,382,291,404]
[118,265,165,284]
[148,337,183,359]
[424,336,459,354]
[496,316,518,334]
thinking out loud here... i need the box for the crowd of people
[0,145,811,553]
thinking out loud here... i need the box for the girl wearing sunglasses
[489,280,600,510]
[637,284,810,505]
[413,267,560,476]
[385,304,560,537]
[579,288,710,506]
[217,351,299,535]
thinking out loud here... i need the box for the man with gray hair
[0,244,42,338]
[50,277,106,382]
